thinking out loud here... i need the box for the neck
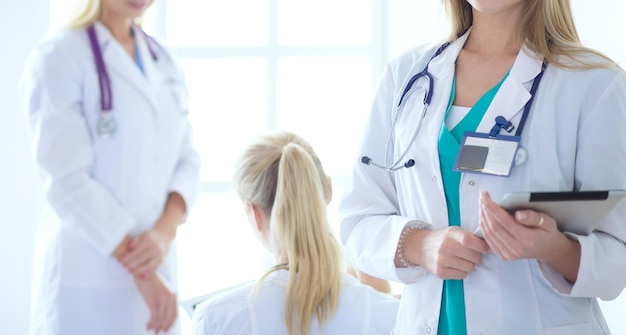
[275,255,288,265]
[465,8,524,56]
[99,9,133,42]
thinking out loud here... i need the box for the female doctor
[339,0,626,334]
[21,0,200,334]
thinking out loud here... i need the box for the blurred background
[1,0,625,333]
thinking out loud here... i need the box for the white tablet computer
[474,190,626,238]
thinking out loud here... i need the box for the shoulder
[546,56,626,102]
[388,43,441,70]
[382,42,442,85]
[550,52,626,84]
[26,28,89,73]
[140,31,186,79]
[34,28,88,59]
[191,281,256,332]
[193,281,255,317]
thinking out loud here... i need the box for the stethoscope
[86,24,160,139]
[360,42,451,171]
[361,43,546,171]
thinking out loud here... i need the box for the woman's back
[192,270,399,335]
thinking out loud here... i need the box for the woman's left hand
[479,191,564,262]
[120,228,171,278]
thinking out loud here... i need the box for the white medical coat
[191,270,400,335]
[22,22,200,335]
[339,30,626,335]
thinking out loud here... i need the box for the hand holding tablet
[474,190,626,238]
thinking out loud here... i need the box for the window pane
[166,0,269,47]
[181,57,268,182]
[276,56,371,178]
[177,192,270,300]
[278,0,372,46]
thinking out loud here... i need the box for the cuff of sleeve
[536,232,585,297]
[536,260,574,296]
[168,176,199,217]
[97,211,135,257]
[394,220,431,284]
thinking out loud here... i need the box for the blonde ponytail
[234,131,343,335]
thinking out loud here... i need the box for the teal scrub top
[437,72,509,335]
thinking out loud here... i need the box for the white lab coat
[22,22,200,335]
[339,30,626,335]
[191,270,400,335]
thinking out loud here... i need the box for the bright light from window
[276,56,371,177]
[166,0,269,47]
[180,57,269,182]
[278,0,372,46]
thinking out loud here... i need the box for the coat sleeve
[22,39,136,256]
[167,118,200,212]
[538,69,626,300]
[339,59,433,284]
[163,51,200,213]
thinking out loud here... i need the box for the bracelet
[397,223,424,269]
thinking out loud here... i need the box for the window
[141,0,388,302]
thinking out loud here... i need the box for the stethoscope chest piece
[514,146,528,166]
[97,112,117,140]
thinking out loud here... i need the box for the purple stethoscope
[86,24,160,139]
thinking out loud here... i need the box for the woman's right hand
[404,227,489,279]
[135,273,178,334]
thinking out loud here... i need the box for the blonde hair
[66,0,145,29]
[234,131,344,335]
[442,0,613,69]
[67,0,102,29]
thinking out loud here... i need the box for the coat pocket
[543,322,593,335]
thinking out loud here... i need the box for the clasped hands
[113,225,177,334]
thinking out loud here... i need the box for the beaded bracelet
[396,223,425,269]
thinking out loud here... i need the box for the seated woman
[192,131,399,335]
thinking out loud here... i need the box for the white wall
[0,0,49,334]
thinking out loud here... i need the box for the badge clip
[489,116,514,137]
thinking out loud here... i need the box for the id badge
[453,132,520,177]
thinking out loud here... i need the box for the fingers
[458,230,490,254]
[134,258,160,279]
[430,229,486,280]
[480,208,512,260]
[156,293,169,332]
[514,210,550,229]
[165,293,178,332]
[145,293,177,334]
[146,301,159,332]
[121,237,162,276]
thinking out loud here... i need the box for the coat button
[468,180,475,186]
[432,176,437,182]
[425,326,431,334]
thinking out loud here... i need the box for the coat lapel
[476,47,544,134]
[94,22,159,112]
[132,26,165,112]
[425,30,471,122]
